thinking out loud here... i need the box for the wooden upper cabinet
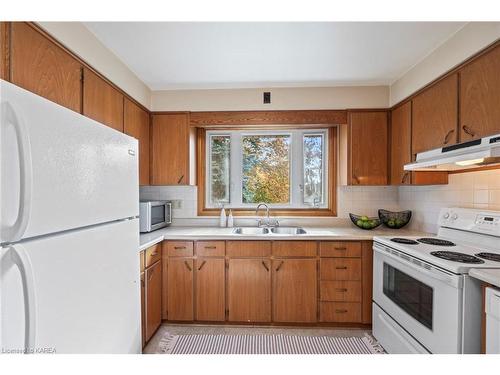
[349,111,388,185]
[83,67,124,132]
[151,113,190,185]
[460,45,500,141]
[124,98,150,185]
[272,259,317,323]
[10,22,82,112]
[0,22,9,80]
[412,74,458,154]
[227,258,271,322]
[390,102,412,185]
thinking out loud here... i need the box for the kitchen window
[205,128,331,211]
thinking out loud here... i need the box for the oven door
[373,243,463,354]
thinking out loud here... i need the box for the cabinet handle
[352,174,360,184]
[334,247,347,251]
[204,246,217,249]
[141,278,145,287]
[336,266,348,270]
[261,261,269,272]
[336,288,348,292]
[184,261,192,271]
[197,260,207,271]
[177,175,184,184]
[174,246,186,250]
[462,125,476,137]
[275,261,285,272]
[148,269,154,281]
[443,129,455,144]
[335,309,348,314]
[401,172,410,184]
[150,251,158,256]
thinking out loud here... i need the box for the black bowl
[349,213,382,230]
[378,209,412,229]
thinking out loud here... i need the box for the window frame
[197,126,337,217]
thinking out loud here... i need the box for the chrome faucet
[255,203,279,228]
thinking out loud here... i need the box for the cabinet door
[151,114,190,185]
[167,258,194,321]
[145,260,162,342]
[412,74,458,154]
[390,102,412,185]
[195,258,225,321]
[227,258,271,322]
[1,22,9,80]
[10,22,81,112]
[349,111,388,185]
[273,259,317,323]
[124,98,150,185]
[460,45,500,141]
[140,272,145,348]
[83,67,124,132]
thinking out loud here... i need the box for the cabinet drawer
[320,258,361,281]
[320,281,361,302]
[140,251,145,272]
[195,241,225,257]
[145,243,161,268]
[272,241,317,257]
[227,241,271,257]
[320,242,361,257]
[165,241,194,257]
[320,302,362,323]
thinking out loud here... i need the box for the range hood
[404,133,500,171]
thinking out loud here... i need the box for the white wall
[390,22,500,106]
[37,22,152,108]
[151,85,389,111]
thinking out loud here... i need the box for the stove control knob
[451,214,458,220]
[443,212,450,220]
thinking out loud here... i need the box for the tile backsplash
[398,169,500,233]
[140,170,500,232]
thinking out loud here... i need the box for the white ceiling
[84,22,466,91]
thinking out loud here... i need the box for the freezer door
[0,219,141,354]
[0,80,138,244]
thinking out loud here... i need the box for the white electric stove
[372,207,500,354]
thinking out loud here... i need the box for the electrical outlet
[263,92,271,104]
[170,200,182,209]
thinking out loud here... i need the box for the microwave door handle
[373,243,460,288]
[1,102,33,242]
[6,245,37,351]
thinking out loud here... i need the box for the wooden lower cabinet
[227,258,271,322]
[195,258,225,321]
[272,258,317,323]
[167,257,194,321]
[145,260,162,342]
[140,271,145,348]
[320,302,362,323]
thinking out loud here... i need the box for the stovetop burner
[431,251,485,263]
[418,238,456,246]
[476,253,500,262]
[390,238,419,245]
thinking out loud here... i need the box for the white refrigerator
[0,80,141,354]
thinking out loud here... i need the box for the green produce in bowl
[363,221,372,229]
[388,219,395,227]
[357,219,364,227]
[361,216,369,221]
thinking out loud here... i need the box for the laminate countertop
[470,269,500,289]
[139,226,428,252]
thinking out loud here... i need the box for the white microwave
[139,200,172,233]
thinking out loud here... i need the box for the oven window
[383,263,433,330]
[151,205,165,225]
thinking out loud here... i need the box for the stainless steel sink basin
[232,227,270,235]
[270,227,307,235]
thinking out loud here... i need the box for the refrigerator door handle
[1,101,33,242]
[7,245,37,352]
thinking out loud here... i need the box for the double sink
[232,227,307,235]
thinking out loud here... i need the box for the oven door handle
[373,243,462,288]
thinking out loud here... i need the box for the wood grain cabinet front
[124,98,150,185]
[167,257,194,321]
[227,258,271,322]
[195,258,225,321]
[145,260,162,342]
[10,22,82,112]
[272,258,317,323]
